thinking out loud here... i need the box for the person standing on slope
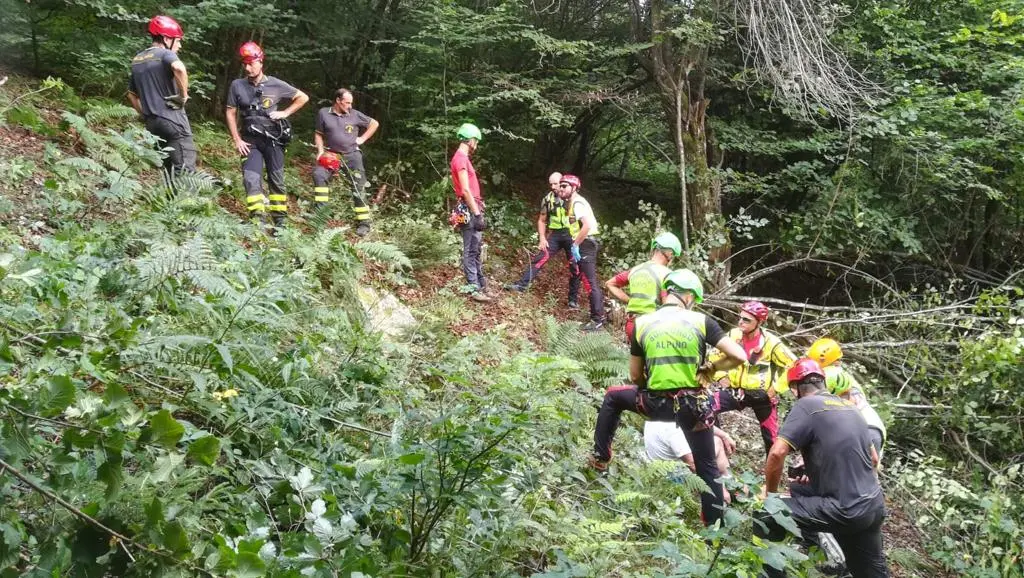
[450,123,490,302]
[127,15,196,188]
[225,42,309,232]
[507,172,581,310]
[312,88,380,235]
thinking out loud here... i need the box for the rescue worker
[605,232,681,342]
[759,358,890,578]
[809,338,887,458]
[590,269,748,526]
[711,301,797,454]
[313,89,380,236]
[506,172,579,308]
[127,15,196,187]
[450,123,490,302]
[555,175,605,330]
[225,42,309,231]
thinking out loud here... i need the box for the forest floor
[0,82,952,577]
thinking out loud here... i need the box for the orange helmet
[318,152,341,171]
[808,338,843,367]
[239,42,264,64]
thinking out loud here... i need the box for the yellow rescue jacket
[711,328,796,393]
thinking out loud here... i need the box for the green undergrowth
[0,74,822,578]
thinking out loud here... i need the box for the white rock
[358,285,416,338]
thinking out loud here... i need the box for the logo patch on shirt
[262,97,273,109]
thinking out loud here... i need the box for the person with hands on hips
[312,89,379,235]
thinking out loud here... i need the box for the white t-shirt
[644,421,691,461]
[569,195,599,236]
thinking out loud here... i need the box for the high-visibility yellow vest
[635,306,709,391]
[626,262,671,315]
[712,328,796,393]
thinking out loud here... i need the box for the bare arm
[458,169,480,215]
[711,336,748,372]
[170,60,189,101]
[226,108,249,156]
[536,212,549,250]
[127,92,142,115]
[629,355,645,387]
[764,438,791,493]
[606,278,630,304]
[714,427,736,456]
[270,90,309,120]
[314,132,325,158]
[357,119,379,146]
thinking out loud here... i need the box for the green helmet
[663,269,704,303]
[825,365,852,396]
[457,123,482,142]
[651,232,682,256]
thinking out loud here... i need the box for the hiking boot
[504,283,526,292]
[567,300,580,310]
[582,319,605,332]
[470,291,492,303]
[356,222,372,237]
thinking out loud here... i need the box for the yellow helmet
[808,337,843,367]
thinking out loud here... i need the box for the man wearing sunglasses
[710,301,797,454]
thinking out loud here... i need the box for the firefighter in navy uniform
[225,42,309,231]
[127,15,196,187]
[313,89,380,236]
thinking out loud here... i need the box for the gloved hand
[163,93,187,110]
[570,243,582,262]
[471,213,487,231]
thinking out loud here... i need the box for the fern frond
[614,491,651,504]
[134,235,218,290]
[85,103,138,124]
[59,156,106,174]
[172,170,221,195]
[355,241,412,271]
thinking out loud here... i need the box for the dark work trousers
[241,135,287,226]
[145,116,197,190]
[460,222,486,291]
[514,229,574,289]
[573,238,605,322]
[761,487,889,578]
[593,384,725,527]
[312,150,370,224]
[715,388,779,454]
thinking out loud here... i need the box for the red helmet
[560,174,581,189]
[239,42,264,64]
[318,152,341,171]
[787,358,825,383]
[148,15,183,39]
[740,300,770,322]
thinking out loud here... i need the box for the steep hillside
[0,74,988,578]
